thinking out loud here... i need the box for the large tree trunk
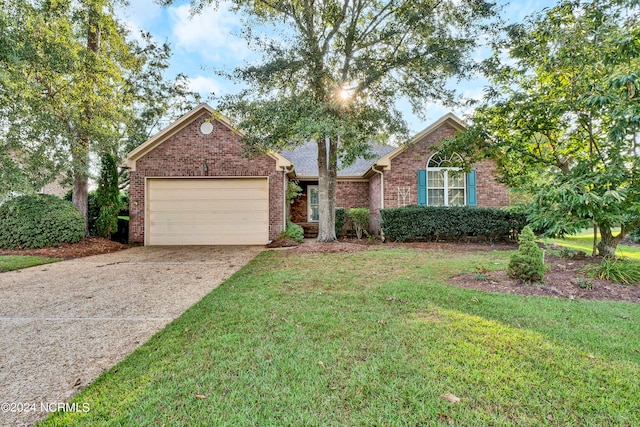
[317,136,337,242]
[72,158,89,236]
[597,224,624,258]
[72,1,101,236]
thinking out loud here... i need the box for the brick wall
[369,173,382,233]
[129,112,285,244]
[382,121,509,209]
[290,180,370,224]
[336,180,369,210]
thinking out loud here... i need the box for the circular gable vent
[200,122,214,135]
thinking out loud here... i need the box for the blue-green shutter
[466,169,477,207]
[418,169,427,206]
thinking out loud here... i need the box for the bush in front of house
[507,226,546,283]
[335,208,347,237]
[281,221,304,243]
[348,207,370,239]
[0,194,85,249]
[380,205,526,242]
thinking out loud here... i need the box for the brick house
[126,103,508,245]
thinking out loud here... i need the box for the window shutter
[418,169,427,206]
[466,169,477,207]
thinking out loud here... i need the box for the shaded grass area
[542,228,640,261]
[0,255,61,272]
[40,248,640,426]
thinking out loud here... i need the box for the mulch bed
[449,253,640,304]
[0,237,129,260]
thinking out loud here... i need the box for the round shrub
[0,194,85,249]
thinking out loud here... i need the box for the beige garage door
[146,178,269,245]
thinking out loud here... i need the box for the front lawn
[542,228,640,261]
[40,247,640,426]
[0,255,61,272]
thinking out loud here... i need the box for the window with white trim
[427,152,466,206]
[308,185,319,221]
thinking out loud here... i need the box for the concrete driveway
[0,246,263,427]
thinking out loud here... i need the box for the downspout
[371,165,385,242]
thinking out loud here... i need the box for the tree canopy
[1,0,199,232]
[167,0,502,240]
[444,0,640,257]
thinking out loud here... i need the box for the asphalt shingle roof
[281,142,396,177]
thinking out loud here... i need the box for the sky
[117,0,557,134]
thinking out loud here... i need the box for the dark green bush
[630,227,640,244]
[0,194,85,249]
[335,208,347,237]
[380,205,525,242]
[281,221,304,243]
[507,226,547,283]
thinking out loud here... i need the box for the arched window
[426,152,466,206]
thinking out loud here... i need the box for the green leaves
[0,194,85,249]
[444,0,640,255]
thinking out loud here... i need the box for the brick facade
[380,122,509,211]
[290,180,370,223]
[129,112,285,244]
[129,107,508,244]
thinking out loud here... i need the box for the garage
[146,178,269,245]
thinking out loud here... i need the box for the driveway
[0,246,263,427]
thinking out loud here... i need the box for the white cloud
[115,0,165,43]
[168,2,250,62]
[187,75,226,97]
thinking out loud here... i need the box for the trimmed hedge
[0,194,85,249]
[335,208,347,237]
[380,205,526,242]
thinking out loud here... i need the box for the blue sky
[117,0,557,134]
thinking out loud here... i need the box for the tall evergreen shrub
[507,226,546,283]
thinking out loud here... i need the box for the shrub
[380,205,525,242]
[348,207,369,239]
[630,227,640,244]
[585,257,640,285]
[95,152,121,238]
[0,194,85,249]
[281,221,304,243]
[335,208,347,237]
[507,226,547,283]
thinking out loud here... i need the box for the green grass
[542,228,640,261]
[39,248,640,426]
[0,255,62,272]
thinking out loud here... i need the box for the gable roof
[372,113,466,171]
[125,103,292,171]
[281,142,395,178]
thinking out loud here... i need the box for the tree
[1,0,137,233]
[444,0,640,257]
[1,1,200,231]
[94,151,120,237]
[166,0,501,241]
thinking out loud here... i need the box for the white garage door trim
[145,177,269,246]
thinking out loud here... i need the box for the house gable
[126,103,288,245]
[126,103,291,172]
